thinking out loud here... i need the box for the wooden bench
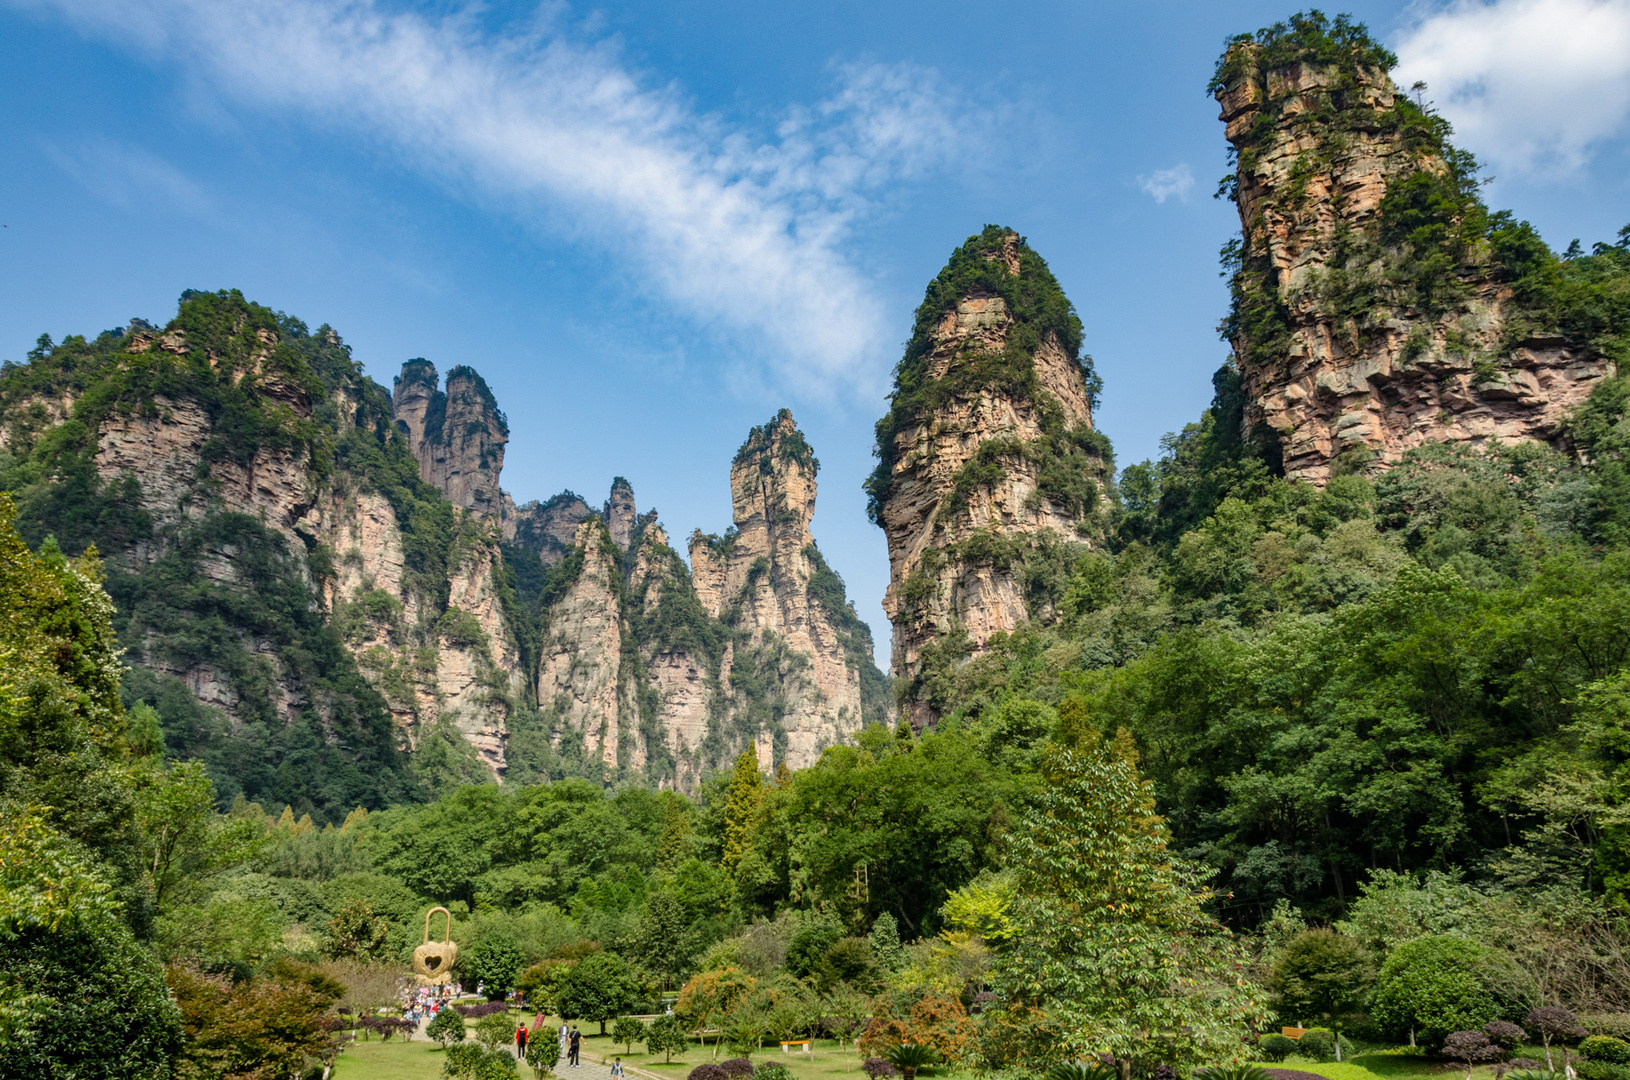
[781,1041,812,1055]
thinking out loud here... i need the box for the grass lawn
[330,1032,450,1080]
[1259,1044,1558,1080]
[583,1034,873,1080]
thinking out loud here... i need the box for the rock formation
[689,410,873,768]
[868,226,1112,727]
[1213,18,1615,484]
[3,294,889,799]
[393,360,509,517]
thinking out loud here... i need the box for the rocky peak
[605,477,638,551]
[1214,15,1613,483]
[391,359,509,516]
[506,491,593,566]
[869,226,1111,727]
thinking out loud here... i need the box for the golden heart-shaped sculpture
[413,906,458,985]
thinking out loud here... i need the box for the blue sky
[3,0,1629,663]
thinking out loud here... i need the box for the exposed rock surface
[393,360,509,517]
[688,410,872,768]
[1214,37,1614,484]
[505,492,593,565]
[536,517,626,771]
[868,227,1111,726]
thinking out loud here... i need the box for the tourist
[612,1058,625,1079]
[517,1023,529,1057]
[568,1025,581,1067]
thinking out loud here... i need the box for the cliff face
[0,294,527,812]
[519,417,888,788]
[689,410,873,767]
[1214,26,1614,484]
[868,227,1111,726]
[393,360,509,517]
[3,293,889,801]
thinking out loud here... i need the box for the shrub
[1486,1021,1528,1050]
[1373,937,1500,1049]
[1294,1029,1352,1063]
[428,1008,467,1047]
[755,1063,794,1080]
[526,1033,562,1079]
[1578,1063,1630,1080]
[457,1001,511,1019]
[863,1058,899,1080]
[476,1011,516,1052]
[1258,1034,1298,1062]
[721,1059,756,1077]
[1584,1038,1630,1066]
[690,1067,729,1080]
[1197,1068,1271,1080]
[1528,1008,1589,1069]
[445,1042,520,1080]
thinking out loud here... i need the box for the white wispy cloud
[46,137,218,218]
[11,0,979,396]
[1394,0,1630,174]
[1138,164,1194,203]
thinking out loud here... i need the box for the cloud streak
[1137,164,1194,204]
[13,0,975,395]
[1394,0,1630,174]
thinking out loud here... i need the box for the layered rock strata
[1214,30,1614,484]
[869,227,1111,727]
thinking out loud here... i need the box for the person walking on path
[568,1026,582,1067]
[517,1023,529,1058]
[612,1059,625,1079]
[559,1021,569,1060]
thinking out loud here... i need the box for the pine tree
[656,794,692,872]
[867,912,906,972]
[721,750,763,874]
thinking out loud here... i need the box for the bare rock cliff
[1214,34,1614,484]
[869,227,1111,726]
[689,409,875,767]
[392,360,509,517]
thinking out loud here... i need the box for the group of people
[401,981,463,1024]
[507,1020,622,1075]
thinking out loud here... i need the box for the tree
[615,1015,649,1053]
[657,794,693,871]
[0,808,183,1079]
[721,751,764,874]
[167,960,342,1080]
[428,1007,468,1047]
[1372,937,1500,1050]
[132,758,265,916]
[886,1044,940,1080]
[677,967,757,1059]
[468,933,527,1000]
[1443,1031,1503,1080]
[647,1012,692,1062]
[1266,930,1374,1059]
[868,912,907,972]
[635,892,691,990]
[325,898,392,960]
[988,735,1269,1076]
[558,951,640,1035]
[1527,1007,1588,1071]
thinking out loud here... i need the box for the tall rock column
[868,226,1111,727]
[1214,15,1613,484]
[689,410,879,764]
[392,360,509,517]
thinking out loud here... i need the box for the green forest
[6,9,1630,1080]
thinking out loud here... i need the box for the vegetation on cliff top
[866,226,1104,524]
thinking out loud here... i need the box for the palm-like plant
[1046,1062,1117,1080]
[885,1043,940,1080]
[1197,1067,1272,1080]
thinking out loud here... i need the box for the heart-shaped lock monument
[413,906,458,985]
